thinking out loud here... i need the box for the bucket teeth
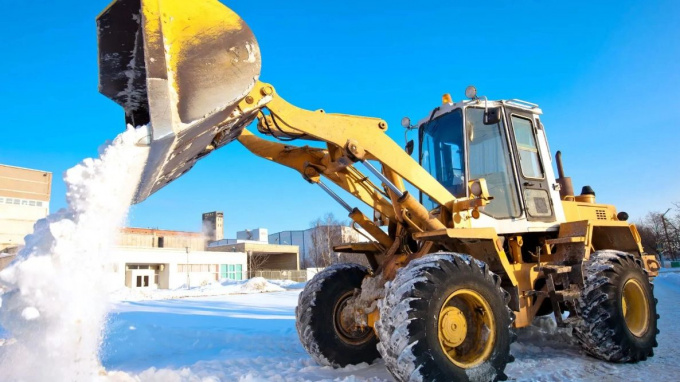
[97,0,262,202]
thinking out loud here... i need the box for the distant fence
[251,269,308,282]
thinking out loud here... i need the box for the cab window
[420,109,466,210]
[511,115,544,179]
[466,108,521,218]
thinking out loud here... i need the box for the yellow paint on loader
[141,0,245,69]
[96,0,660,379]
[97,0,261,201]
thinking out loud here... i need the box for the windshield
[420,109,466,209]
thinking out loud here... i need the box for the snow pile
[0,127,149,381]
[109,277,299,301]
[268,279,308,290]
[238,276,286,293]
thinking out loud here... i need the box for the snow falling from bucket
[0,127,150,381]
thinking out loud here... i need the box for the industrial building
[202,211,224,241]
[119,227,206,251]
[113,215,303,289]
[0,171,317,288]
[110,246,247,289]
[208,227,301,276]
[269,225,369,267]
[0,164,52,268]
[114,217,247,289]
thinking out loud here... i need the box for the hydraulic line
[361,161,404,198]
[316,180,393,249]
[317,181,353,213]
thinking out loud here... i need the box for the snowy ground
[108,278,305,302]
[95,271,680,381]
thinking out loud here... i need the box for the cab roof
[415,98,543,129]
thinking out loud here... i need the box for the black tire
[376,253,515,382]
[574,250,659,362]
[296,263,380,367]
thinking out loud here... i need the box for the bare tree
[636,204,680,261]
[637,219,660,255]
[307,213,370,268]
[247,250,271,278]
[308,213,343,268]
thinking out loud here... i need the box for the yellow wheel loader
[96,1,661,380]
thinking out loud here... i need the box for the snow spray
[0,127,150,381]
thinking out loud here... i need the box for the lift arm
[234,82,450,235]
[96,0,481,279]
[239,82,456,207]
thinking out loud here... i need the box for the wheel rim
[438,288,496,368]
[333,291,374,345]
[621,278,650,337]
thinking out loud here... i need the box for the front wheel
[376,253,515,382]
[296,263,380,367]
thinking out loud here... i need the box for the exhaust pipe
[555,151,574,200]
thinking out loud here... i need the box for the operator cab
[413,86,564,231]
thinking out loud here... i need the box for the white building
[113,226,248,290]
[110,247,247,289]
[236,228,269,242]
[113,225,301,289]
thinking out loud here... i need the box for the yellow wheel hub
[438,289,496,368]
[440,307,468,347]
[622,278,649,337]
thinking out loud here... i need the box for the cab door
[506,109,555,222]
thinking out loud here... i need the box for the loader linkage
[96,0,661,380]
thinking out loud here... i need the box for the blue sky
[1,0,678,237]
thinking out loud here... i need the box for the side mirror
[405,140,414,155]
[484,107,501,125]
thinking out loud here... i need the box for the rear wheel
[575,250,658,362]
[296,263,380,367]
[376,253,515,382]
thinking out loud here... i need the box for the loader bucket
[97,0,261,202]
